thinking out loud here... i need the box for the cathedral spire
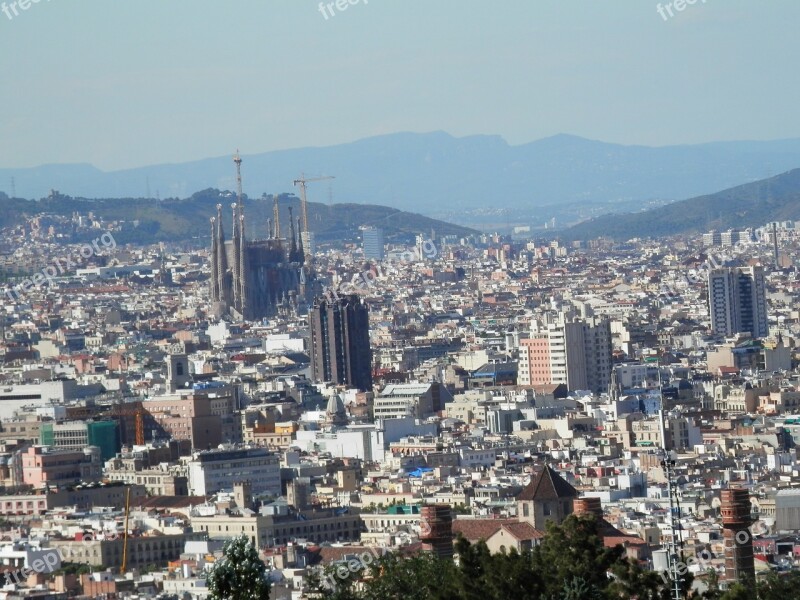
[210,217,218,301]
[288,206,298,260]
[215,203,228,308]
[297,216,305,264]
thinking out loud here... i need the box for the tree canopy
[206,534,272,600]
[306,514,677,600]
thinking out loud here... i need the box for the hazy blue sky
[1,0,798,170]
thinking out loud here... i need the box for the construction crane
[121,487,131,574]
[112,404,146,446]
[293,174,334,233]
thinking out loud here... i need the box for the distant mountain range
[5,132,800,227]
[564,168,800,240]
[0,189,476,246]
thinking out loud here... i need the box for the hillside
[5,133,800,223]
[563,168,800,240]
[0,189,477,246]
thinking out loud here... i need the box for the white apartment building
[374,383,436,420]
[708,266,768,338]
[518,313,612,394]
[187,447,281,496]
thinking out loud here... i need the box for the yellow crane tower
[121,487,131,573]
[293,174,335,233]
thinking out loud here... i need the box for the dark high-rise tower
[310,294,372,391]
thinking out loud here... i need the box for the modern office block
[310,294,373,391]
[708,267,768,338]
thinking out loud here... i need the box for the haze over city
[1,1,799,170]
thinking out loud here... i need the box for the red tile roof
[497,522,545,541]
[452,518,518,542]
[516,466,578,501]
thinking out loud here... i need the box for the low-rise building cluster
[0,215,799,597]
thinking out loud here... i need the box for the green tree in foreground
[308,514,686,599]
[207,534,272,600]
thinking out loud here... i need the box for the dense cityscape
[3,2,800,599]
[0,153,799,598]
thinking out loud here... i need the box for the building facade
[518,314,612,393]
[187,447,281,497]
[209,158,317,320]
[39,420,120,461]
[190,509,362,548]
[708,266,768,338]
[361,227,385,261]
[21,446,102,489]
[310,295,373,391]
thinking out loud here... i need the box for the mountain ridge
[5,132,800,222]
[563,167,800,240]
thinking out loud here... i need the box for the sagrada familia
[209,154,318,320]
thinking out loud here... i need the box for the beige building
[104,458,188,497]
[241,408,297,448]
[0,483,147,516]
[485,522,543,554]
[713,384,760,413]
[191,508,362,548]
[0,417,43,443]
[50,534,186,570]
[444,390,490,425]
[760,389,800,415]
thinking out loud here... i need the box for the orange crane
[121,487,131,573]
[293,174,335,233]
[113,404,146,446]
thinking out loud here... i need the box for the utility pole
[658,363,685,600]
